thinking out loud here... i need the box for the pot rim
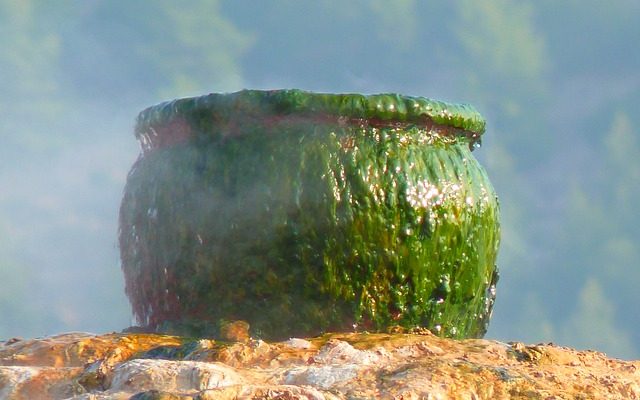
[134,89,486,151]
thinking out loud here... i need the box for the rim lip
[135,89,486,148]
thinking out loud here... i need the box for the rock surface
[1,331,639,399]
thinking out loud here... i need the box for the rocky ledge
[1,330,639,399]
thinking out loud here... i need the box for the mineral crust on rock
[1,331,639,399]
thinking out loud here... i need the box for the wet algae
[119,90,500,340]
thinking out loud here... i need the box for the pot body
[119,90,500,339]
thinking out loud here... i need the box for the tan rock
[109,359,245,393]
[0,365,84,399]
[1,331,639,399]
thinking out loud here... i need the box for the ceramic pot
[119,89,500,339]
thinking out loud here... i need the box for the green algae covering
[119,89,500,340]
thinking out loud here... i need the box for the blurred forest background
[1,0,640,359]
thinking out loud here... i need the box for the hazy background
[2,0,639,359]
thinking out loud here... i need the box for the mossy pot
[119,89,500,340]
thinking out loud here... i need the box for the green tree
[552,112,640,358]
[223,0,423,91]
[449,0,550,165]
[0,219,40,339]
[0,0,65,155]
[561,279,635,357]
[62,0,251,106]
[538,0,640,78]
